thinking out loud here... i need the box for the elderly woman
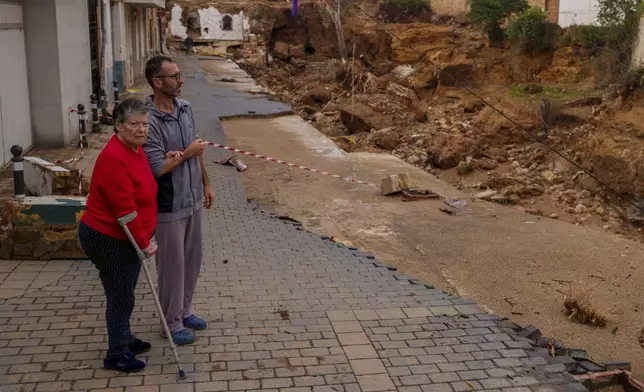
[78,98,161,373]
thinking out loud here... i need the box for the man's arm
[200,156,211,186]
[143,124,190,177]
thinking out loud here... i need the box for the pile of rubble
[234,2,644,238]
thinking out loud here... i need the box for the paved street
[0,56,584,392]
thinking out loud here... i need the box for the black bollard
[11,145,25,200]
[99,88,113,125]
[77,104,89,148]
[91,94,101,133]
[113,80,120,105]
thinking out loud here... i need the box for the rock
[549,213,560,219]
[513,184,545,197]
[272,41,290,61]
[463,99,485,113]
[475,190,498,200]
[371,128,401,150]
[627,202,644,224]
[301,90,332,106]
[439,64,474,86]
[340,104,381,134]
[413,103,428,122]
[542,170,557,184]
[372,61,395,77]
[595,206,605,216]
[290,43,306,58]
[391,65,416,80]
[474,158,497,171]
[386,82,418,103]
[613,135,631,143]
[575,204,587,214]
[525,208,543,216]
[426,134,479,169]
[381,173,411,196]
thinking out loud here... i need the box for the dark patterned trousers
[78,221,141,358]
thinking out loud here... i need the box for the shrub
[506,7,559,53]
[467,0,529,46]
[565,25,608,54]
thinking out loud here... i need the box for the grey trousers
[155,209,203,332]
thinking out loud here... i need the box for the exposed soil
[226,2,644,241]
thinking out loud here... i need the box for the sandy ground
[222,115,644,377]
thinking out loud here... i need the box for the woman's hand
[165,151,184,162]
[142,241,158,257]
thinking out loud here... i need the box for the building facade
[169,4,249,42]
[110,0,166,91]
[0,0,165,160]
[0,0,92,160]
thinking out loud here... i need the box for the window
[222,15,233,31]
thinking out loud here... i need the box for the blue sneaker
[104,352,146,373]
[183,315,207,330]
[171,329,196,345]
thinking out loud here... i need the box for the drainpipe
[102,0,114,104]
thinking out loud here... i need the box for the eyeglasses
[155,72,183,82]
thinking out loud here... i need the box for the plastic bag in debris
[444,197,468,209]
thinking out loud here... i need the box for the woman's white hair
[112,98,149,132]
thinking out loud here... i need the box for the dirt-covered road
[222,114,644,378]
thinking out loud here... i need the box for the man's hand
[204,186,216,209]
[184,139,206,158]
[165,151,184,162]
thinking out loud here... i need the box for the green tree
[593,0,643,85]
[506,7,558,53]
[467,0,529,46]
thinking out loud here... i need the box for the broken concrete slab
[381,173,411,196]
[24,157,74,196]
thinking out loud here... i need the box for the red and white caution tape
[77,170,83,196]
[204,141,377,187]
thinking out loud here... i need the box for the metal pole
[100,88,112,125]
[91,94,101,133]
[78,104,89,148]
[117,211,187,381]
[11,145,25,200]
[113,80,120,105]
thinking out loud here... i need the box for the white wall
[170,4,187,38]
[23,0,63,148]
[170,4,249,41]
[24,0,90,148]
[199,7,245,41]
[558,0,600,28]
[55,0,92,146]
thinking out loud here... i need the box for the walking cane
[118,211,187,380]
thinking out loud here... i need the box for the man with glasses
[142,55,216,345]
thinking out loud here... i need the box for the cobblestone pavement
[0,56,585,392]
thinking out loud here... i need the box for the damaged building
[170,4,249,41]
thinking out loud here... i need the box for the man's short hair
[145,55,174,88]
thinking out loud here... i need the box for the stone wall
[0,197,87,260]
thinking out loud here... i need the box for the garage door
[0,0,32,165]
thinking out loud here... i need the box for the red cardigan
[82,135,158,249]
